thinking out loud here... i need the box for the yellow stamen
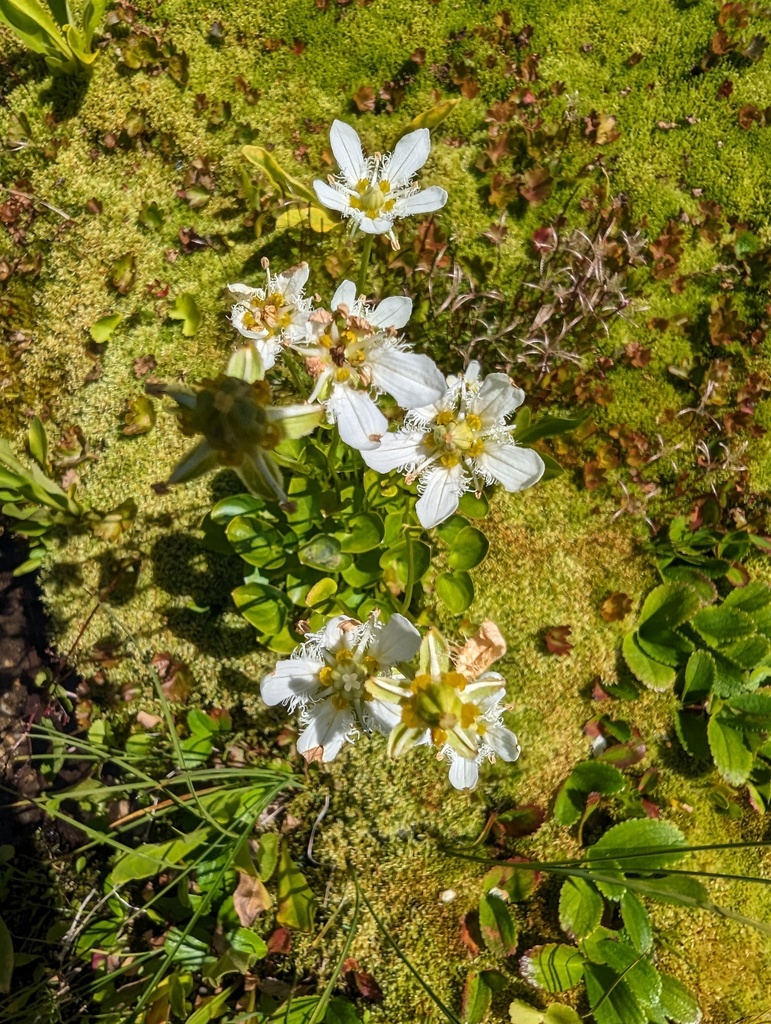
[468,440,484,457]
[466,414,482,431]
[440,453,459,468]
[336,649,353,662]
[411,673,433,693]
[318,666,334,686]
[335,367,351,382]
[319,333,334,349]
[460,703,481,728]
[443,671,468,691]
[379,180,391,193]
[435,411,454,426]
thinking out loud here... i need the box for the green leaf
[242,145,318,204]
[681,650,715,703]
[514,413,586,445]
[558,877,603,940]
[226,516,285,569]
[27,416,48,469]
[478,893,518,957]
[619,892,652,954]
[544,1009,582,1024]
[185,985,237,1024]
[107,830,208,887]
[583,962,646,1024]
[447,526,489,570]
[691,606,756,648]
[436,514,468,544]
[587,819,686,872]
[405,97,460,132]
[211,493,264,522]
[299,534,347,571]
[675,709,710,759]
[338,512,383,553]
[590,937,661,1014]
[89,312,123,343]
[0,915,12,995]
[229,927,268,958]
[553,761,625,826]
[508,1000,546,1024]
[636,583,702,637]
[306,578,338,607]
[122,395,156,436]
[232,582,288,634]
[169,293,202,336]
[462,971,492,1024]
[520,944,584,993]
[483,862,539,903]
[726,690,771,726]
[622,632,677,691]
[276,841,315,931]
[435,570,475,614]
[256,833,279,881]
[324,999,362,1024]
[458,490,489,519]
[723,581,771,613]
[275,203,338,233]
[658,974,702,1024]
[109,252,136,294]
[707,714,754,785]
[380,538,431,584]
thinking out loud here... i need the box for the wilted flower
[148,374,322,503]
[261,612,422,762]
[313,120,448,248]
[368,621,519,790]
[362,361,544,528]
[228,262,313,374]
[296,279,445,451]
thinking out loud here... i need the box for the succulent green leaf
[447,526,490,570]
[299,534,347,572]
[232,582,288,634]
[435,570,475,614]
[242,145,318,204]
[338,512,384,553]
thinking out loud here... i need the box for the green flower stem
[401,535,415,617]
[357,234,374,297]
[284,348,309,398]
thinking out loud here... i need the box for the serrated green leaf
[558,877,603,940]
[675,709,710,759]
[479,893,518,957]
[622,632,677,691]
[681,650,715,703]
[658,974,702,1024]
[553,761,625,826]
[637,583,702,635]
[707,714,754,784]
[462,971,492,1024]
[619,891,652,953]
[588,819,686,872]
[691,606,756,648]
[583,962,646,1024]
[520,944,584,993]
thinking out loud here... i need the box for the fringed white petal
[383,128,431,186]
[366,295,412,330]
[360,430,428,473]
[332,279,357,311]
[415,463,467,529]
[313,180,350,213]
[475,441,545,492]
[297,699,354,762]
[329,119,368,185]
[447,752,480,791]
[371,613,421,667]
[469,373,524,426]
[367,348,446,410]
[393,186,448,216]
[326,386,388,451]
[261,658,321,708]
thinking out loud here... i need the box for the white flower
[371,622,520,791]
[361,361,545,528]
[313,120,448,248]
[260,612,422,763]
[295,279,445,451]
[228,262,313,373]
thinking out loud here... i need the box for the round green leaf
[448,526,490,571]
[458,490,489,519]
[436,570,475,614]
[436,514,468,545]
[226,516,285,569]
[338,512,384,553]
[211,493,264,523]
[232,583,288,634]
[306,578,338,607]
[298,533,348,571]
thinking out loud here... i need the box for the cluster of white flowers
[227,119,544,527]
[262,616,519,790]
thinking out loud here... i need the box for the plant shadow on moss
[38,71,90,120]
[149,530,256,657]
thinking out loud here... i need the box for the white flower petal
[276,262,310,298]
[330,119,368,184]
[393,186,448,217]
[368,349,446,409]
[327,385,388,451]
[463,681,506,708]
[486,723,521,762]
[383,128,431,186]
[371,613,421,667]
[313,180,350,213]
[297,699,353,762]
[365,698,402,734]
[228,283,258,302]
[470,373,525,425]
[320,614,356,651]
[416,463,467,529]
[448,753,479,790]
[261,658,321,707]
[332,279,357,311]
[367,295,413,330]
[358,215,394,234]
[360,430,428,473]
[475,441,545,492]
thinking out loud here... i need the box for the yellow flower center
[429,408,486,464]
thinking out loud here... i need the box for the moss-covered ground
[3,0,771,1021]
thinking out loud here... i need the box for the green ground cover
[2,0,771,1021]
